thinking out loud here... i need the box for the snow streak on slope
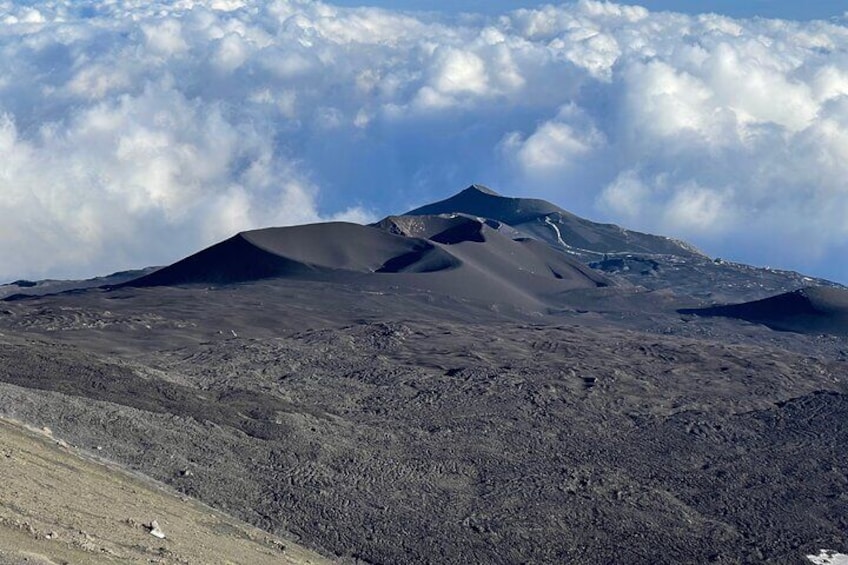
[808,550,848,565]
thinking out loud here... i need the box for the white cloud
[431,48,488,95]
[620,60,720,143]
[599,172,736,236]
[515,121,596,168]
[599,169,653,220]
[555,29,621,80]
[0,1,847,283]
[502,104,606,175]
[662,182,734,234]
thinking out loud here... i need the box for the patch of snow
[808,550,848,565]
[544,215,568,247]
[541,216,594,257]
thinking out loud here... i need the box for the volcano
[0,185,847,565]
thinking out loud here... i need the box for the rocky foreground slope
[0,416,329,564]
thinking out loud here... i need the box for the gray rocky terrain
[1,185,847,564]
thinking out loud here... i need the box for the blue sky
[1,0,848,284]
[636,0,846,19]
[330,1,848,20]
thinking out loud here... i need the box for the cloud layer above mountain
[1,0,848,282]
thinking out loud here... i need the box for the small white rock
[148,520,166,539]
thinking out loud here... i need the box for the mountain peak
[464,184,500,196]
[406,185,703,260]
[406,185,563,224]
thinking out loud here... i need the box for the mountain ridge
[3,184,846,322]
[680,286,848,335]
[405,185,705,260]
[117,213,611,311]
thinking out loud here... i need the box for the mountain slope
[123,222,456,287]
[403,185,844,303]
[0,416,329,565]
[373,214,609,285]
[1,285,847,564]
[11,184,843,312]
[378,215,612,307]
[0,268,156,300]
[405,185,703,259]
[118,216,611,311]
[679,286,848,335]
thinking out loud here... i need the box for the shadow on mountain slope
[680,287,848,335]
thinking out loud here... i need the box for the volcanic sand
[0,416,331,565]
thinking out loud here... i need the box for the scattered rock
[148,520,166,539]
[270,539,286,552]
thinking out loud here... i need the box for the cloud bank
[1,0,848,282]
